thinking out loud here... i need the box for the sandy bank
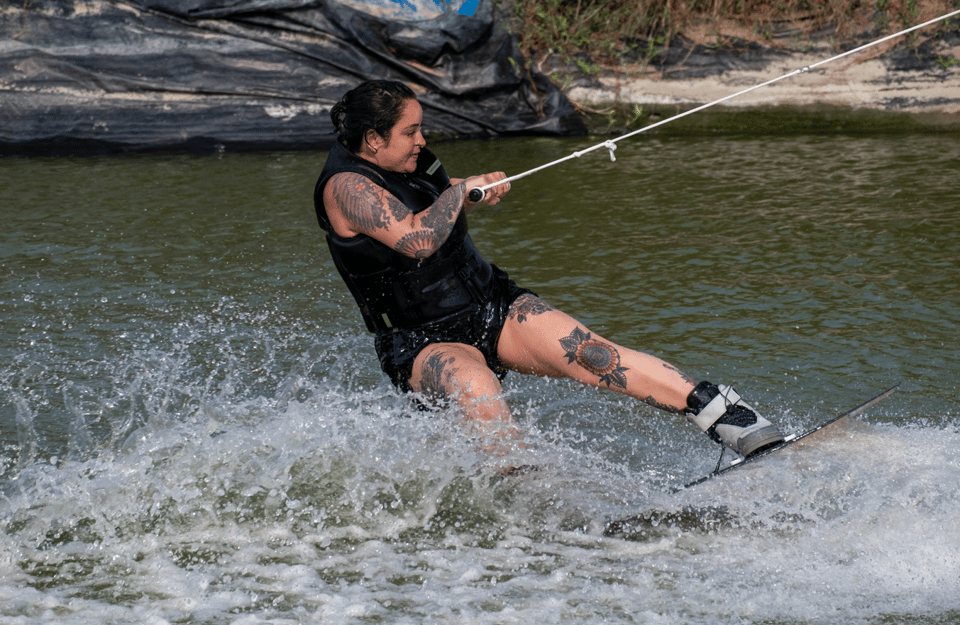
[558,34,960,132]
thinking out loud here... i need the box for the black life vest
[314,141,495,333]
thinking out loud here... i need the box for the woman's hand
[462,172,510,212]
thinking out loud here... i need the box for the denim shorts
[373,266,534,392]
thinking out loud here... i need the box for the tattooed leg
[409,343,520,442]
[507,294,556,324]
[418,350,458,405]
[498,307,695,412]
[559,327,630,389]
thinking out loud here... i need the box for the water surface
[2,132,959,623]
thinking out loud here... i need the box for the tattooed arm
[324,171,509,260]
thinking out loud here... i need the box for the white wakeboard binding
[686,381,785,457]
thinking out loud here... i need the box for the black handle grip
[468,188,485,203]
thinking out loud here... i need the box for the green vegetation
[500,0,958,131]
[504,0,958,65]
[938,52,960,66]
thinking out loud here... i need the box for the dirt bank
[555,32,960,133]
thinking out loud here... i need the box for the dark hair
[330,80,417,153]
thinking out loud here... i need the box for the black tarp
[0,0,585,155]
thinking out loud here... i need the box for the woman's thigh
[497,294,693,411]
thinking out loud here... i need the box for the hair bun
[330,99,348,136]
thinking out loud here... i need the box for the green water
[3,133,959,454]
[2,132,959,624]
[449,134,960,411]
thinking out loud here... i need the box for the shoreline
[552,35,960,134]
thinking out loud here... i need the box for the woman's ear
[364,129,383,154]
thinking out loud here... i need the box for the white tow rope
[467,9,960,202]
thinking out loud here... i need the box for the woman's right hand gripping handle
[465,172,510,208]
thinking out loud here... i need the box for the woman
[314,80,783,457]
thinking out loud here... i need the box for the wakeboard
[604,385,898,539]
[678,384,899,490]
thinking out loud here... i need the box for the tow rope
[468,8,960,202]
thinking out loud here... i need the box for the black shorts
[374,266,534,393]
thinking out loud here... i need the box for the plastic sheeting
[0,0,585,155]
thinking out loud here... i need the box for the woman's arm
[324,171,509,260]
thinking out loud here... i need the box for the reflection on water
[1,133,959,623]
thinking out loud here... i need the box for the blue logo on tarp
[389,0,478,17]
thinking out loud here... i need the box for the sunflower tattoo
[559,327,629,389]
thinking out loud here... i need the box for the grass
[499,0,959,133]
[504,0,960,67]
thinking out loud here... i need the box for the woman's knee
[411,344,502,403]
[410,343,512,427]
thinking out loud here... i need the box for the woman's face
[375,98,425,174]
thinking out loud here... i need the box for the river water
[2,131,959,624]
